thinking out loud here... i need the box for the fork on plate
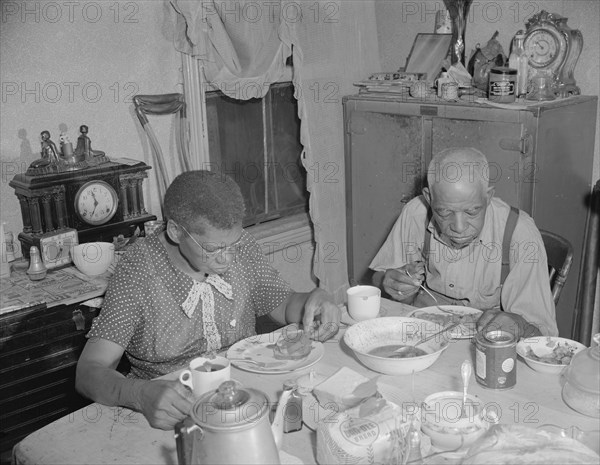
[228,358,286,368]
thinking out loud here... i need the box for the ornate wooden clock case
[10,127,156,259]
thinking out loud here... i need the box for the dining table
[12,299,600,465]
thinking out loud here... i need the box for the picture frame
[404,33,453,81]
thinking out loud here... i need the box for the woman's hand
[136,379,195,430]
[382,261,425,301]
[301,288,341,342]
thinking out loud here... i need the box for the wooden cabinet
[343,94,598,337]
[0,301,100,459]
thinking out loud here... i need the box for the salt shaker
[282,379,303,433]
[27,246,47,280]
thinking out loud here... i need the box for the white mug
[346,285,381,321]
[179,356,231,397]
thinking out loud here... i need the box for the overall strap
[501,206,520,286]
[422,209,433,264]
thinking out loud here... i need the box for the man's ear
[166,220,182,244]
[486,186,495,205]
[422,187,431,206]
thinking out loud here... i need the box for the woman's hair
[163,170,245,232]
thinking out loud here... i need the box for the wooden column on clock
[10,160,156,257]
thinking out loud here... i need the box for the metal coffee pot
[175,380,292,465]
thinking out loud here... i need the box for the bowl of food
[517,336,586,374]
[343,317,450,375]
[421,391,490,451]
[72,242,115,276]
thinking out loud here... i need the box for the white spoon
[461,360,472,417]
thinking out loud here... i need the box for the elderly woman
[76,170,340,430]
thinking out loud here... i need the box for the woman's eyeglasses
[178,223,242,256]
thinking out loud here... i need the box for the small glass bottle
[509,31,529,97]
[282,380,303,433]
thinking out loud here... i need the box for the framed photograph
[404,33,453,81]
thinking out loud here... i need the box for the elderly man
[371,147,558,338]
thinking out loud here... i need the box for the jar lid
[565,334,600,394]
[490,67,518,75]
[191,380,269,429]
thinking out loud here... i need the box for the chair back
[540,229,574,305]
[132,93,189,213]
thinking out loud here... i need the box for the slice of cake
[273,328,312,360]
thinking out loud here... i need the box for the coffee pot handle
[175,417,201,465]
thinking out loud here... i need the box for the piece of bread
[313,367,377,410]
[272,329,312,360]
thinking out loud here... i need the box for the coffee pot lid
[191,380,269,428]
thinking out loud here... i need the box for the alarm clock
[39,228,79,270]
[523,10,583,96]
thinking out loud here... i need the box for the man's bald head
[426,147,490,195]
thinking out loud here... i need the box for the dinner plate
[226,329,324,374]
[407,305,482,339]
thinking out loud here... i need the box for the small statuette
[27,246,47,281]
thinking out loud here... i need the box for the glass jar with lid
[562,333,600,418]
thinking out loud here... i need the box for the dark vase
[443,0,474,65]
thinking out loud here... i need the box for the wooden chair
[132,93,190,213]
[540,229,574,306]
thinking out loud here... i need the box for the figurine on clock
[523,10,583,97]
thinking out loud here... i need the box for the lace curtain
[168,0,380,301]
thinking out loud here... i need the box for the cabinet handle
[72,309,85,331]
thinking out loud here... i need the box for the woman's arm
[76,337,194,430]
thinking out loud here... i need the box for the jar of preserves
[562,333,600,418]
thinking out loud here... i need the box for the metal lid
[490,67,518,75]
[190,380,270,430]
[483,330,516,345]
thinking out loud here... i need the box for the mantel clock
[523,10,583,97]
[10,131,156,262]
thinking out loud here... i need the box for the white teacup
[179,356,231,397]
[346,285,381,322]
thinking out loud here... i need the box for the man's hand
[302,288,341,342]
[382,262,425,301]
[476,309,541,340]
[136,379,195,430]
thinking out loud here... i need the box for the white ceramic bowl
[72,242,115,276]
[343,317,450,375]
[421,391,490,451]
[517,336,586,374]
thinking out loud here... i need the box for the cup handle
[179,370,194,391]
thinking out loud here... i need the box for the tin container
[475,330,517,389]
[441,82,459,100]
[488,67,517,103]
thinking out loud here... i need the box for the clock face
[524,29,560,68]
[40,229,79,269]
[74,180,119,226]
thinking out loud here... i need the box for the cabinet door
[345,110,423,284]
[430,118,530,212]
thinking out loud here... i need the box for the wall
[0,0,316,287]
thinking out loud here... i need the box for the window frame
[180,54,312,246]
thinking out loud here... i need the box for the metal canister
[488,67,517,103]
[475,330,517,389]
